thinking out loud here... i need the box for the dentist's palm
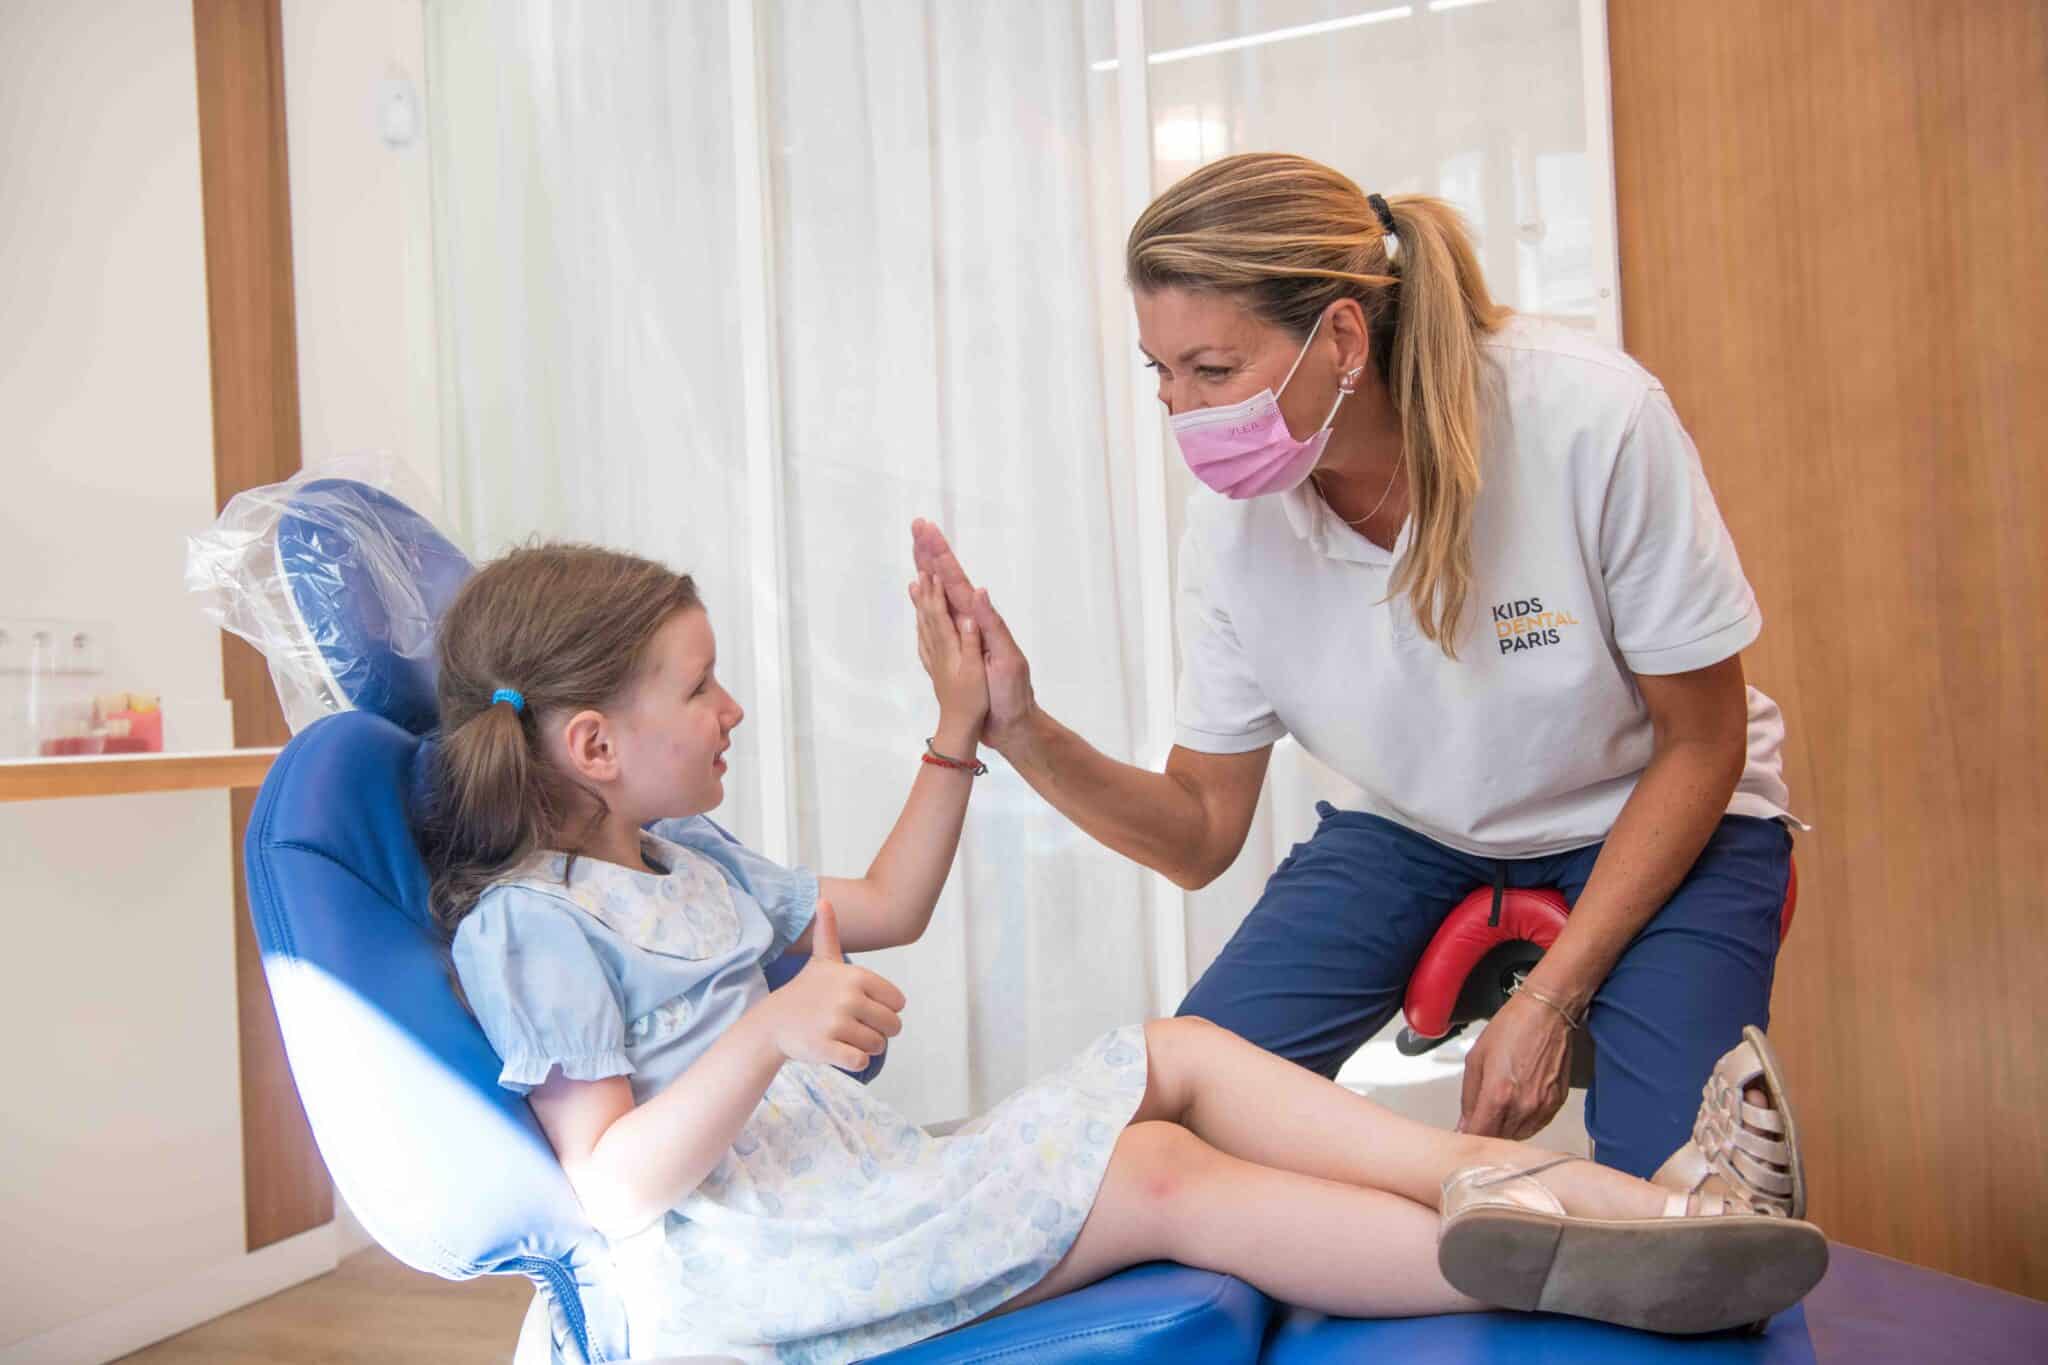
[910,519,1035,750]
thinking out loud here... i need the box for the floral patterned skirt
[609,1024,1151,1364]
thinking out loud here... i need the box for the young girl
[422,543,1826,1364]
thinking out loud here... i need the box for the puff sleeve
[451,886,634,1094]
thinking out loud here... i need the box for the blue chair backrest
[251,479,875,1361]
[246,711,628,1361]
[275,477,474,735]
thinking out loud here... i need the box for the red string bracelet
[922,738,988,776]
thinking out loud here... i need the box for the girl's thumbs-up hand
[810,892,845,962]
[759,899,906,1071]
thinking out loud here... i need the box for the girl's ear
[558,708,619,784]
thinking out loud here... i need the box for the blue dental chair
[238,478,2044,1364]
[243,478,1270,1362]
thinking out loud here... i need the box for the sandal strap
[1739,1098,1787,1135]
[1704,1072,1787,1136]
[1442,1155,1581,1219]
[1729,1124,1792,1166]
[1695,1104,1795,1181]
[1663,1188,1743,1218]
[1726,1148,1797,1199]
[1697,1107,1792,1167]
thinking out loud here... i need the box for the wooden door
[1608,0,2048,1298]
[193,0,328,1251]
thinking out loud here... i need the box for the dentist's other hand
[910,519,1039,757]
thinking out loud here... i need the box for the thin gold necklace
[1312,460,1402,529]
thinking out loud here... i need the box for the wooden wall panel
[191,0,326,1251]
[1608,0,2048,1299]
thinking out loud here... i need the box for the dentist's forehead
[1135,287,1270,356]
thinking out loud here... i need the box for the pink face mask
[1168,312,1350,499]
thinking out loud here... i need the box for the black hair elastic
[1368,192,1397,237]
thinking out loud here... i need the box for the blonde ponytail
[1378,195,1507,654]
[1127,153,1508,655]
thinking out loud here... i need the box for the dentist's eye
[1196,365,1232,381]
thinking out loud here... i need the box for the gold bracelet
[1516,983,1586,1031]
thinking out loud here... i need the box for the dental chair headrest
[275,477,474,735]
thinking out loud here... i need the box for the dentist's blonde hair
[1127,153,1508,656]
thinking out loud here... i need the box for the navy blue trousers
[1176,805,1792,1178]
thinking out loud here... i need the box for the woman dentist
[913,152,1801,1189]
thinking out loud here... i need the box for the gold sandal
[1437,1155,1829,1335]
[1653,1026,1807,1220]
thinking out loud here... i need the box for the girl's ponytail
[420,543,702,933]
[426,697,561,933]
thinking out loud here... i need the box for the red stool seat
[1402,887,1570,1041]
[1397,858,1800,1069]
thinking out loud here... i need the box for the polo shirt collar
[1279,480,1406,567]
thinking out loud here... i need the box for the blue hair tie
[491,688,526,714]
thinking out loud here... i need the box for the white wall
[0,1,246,1350]
[281,0,444,503]
[276,0,444,1259]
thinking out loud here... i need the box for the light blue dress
[451,817,1149,1364]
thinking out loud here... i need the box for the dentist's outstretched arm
[911,518,1269,891]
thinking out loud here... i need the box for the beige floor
[116,1247,531,1364]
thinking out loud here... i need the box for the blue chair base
[871,1263,1268,1364]
[860,1243,2047,1365]
[1263,1303,1818,1364]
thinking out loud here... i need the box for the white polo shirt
[1174,317,1793,859]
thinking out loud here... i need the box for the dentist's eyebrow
[1137,344,1237,364]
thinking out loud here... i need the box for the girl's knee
[1113,1120,1218,1216]
[1140,1017,1208,1119]
[1143,1015,1232,1076]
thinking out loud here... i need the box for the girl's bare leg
[1132,1017,1674,1221]
[993,1018,1783,1323]
[997,1120,1485,1319]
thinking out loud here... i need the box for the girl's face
[608,606,745,822]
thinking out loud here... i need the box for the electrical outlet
[53,621,107,675]
[0,618,108,675]
[0,619,43,676]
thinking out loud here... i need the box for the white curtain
[424,2,772,846]
[761,0,1156,1120]
[424,0,1608,1138]
[426,0,1156,1124]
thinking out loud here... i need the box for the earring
[1340,366,1364,394]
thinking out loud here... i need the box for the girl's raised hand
[911,571,987,729]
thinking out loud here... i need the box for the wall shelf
[0,747,280,803]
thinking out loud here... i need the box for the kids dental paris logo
[1493,595,1580,655]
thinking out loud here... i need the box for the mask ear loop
[1277,309,1326,393]
[1278,307,1362,435]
